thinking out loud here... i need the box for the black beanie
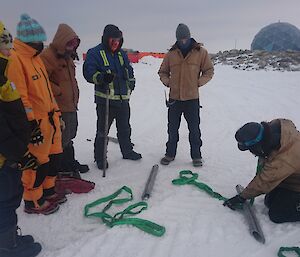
[102,24,123,50]
[103,24,122,39]
[235,122,264,151]
[176,23,191,41]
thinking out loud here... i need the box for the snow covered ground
[17,57,300,257]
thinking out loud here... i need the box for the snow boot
[123,151,142,160]
[16,227,34,246]
[62,144,89,174]
[0,226,42,257]
[58,170,81,179]
[160,156,175,165]
[24,200,59,215]
[44,193,67,205]
[192,158,203,167]
[55,176,95,194]
[74,160,89,174]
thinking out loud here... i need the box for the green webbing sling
[172,170,228,201]
[84,186,165,237]
[277,246,300,257]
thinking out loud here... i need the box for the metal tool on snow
[236,184,265,244]
[142,165,159,200]
[102,87,109,177]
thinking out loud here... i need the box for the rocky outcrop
[211,49,300,71]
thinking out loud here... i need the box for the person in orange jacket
[7,14,66,215]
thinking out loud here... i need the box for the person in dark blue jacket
[83,24,142,169]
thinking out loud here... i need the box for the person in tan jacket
[224,118,300,223]
[158,23,214,167]
[41,24,89,177]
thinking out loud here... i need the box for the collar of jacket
[13,39,38,57]
[170,38,202,51]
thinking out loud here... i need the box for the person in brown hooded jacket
[41,24,89,177]
[224,118,300,223]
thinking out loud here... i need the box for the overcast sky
[1,0,300,54]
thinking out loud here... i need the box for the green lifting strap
[84,186,166,237]
[278,246,300,257]
[172,170,228,201]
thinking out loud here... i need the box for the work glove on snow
[30,120,44,146]
[223,194,246,210]
[18,151,39,171]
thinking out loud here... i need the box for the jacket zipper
[31,57,53,102]
[40,68,53,102]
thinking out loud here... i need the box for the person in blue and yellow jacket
[83,24,142,170]
[8,14,65,215]
[0,21,42,257]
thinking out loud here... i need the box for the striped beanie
[16,14,47,43]
[0,21,13,49]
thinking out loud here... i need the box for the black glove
[0,57,8,85]
[129,80,135,91]
[30,120,44,146]
[223,194,246,210]
[71,51,79,61]
[103,73,115,84]
[18,151,39,171]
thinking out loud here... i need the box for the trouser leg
[116,102,133,156]
[183,99,202,159]
[43,154,62,197]
[267,187,300,223]
[61,112,78,171]
[0,166,23,233]
[94,104,114,162]
[22,163,49,208]
[166,100,182,157]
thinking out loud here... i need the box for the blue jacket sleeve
[122,51,135,90]
[83,49,104,85]
[123,52,134,79]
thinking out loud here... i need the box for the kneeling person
[224,119,300,223]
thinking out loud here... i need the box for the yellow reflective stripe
[100,50,109,66]
[92,71,101,84]
[95,91,130,100]
[109,82,114,95]
[118,52,124,66]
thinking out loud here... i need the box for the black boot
[74,160,89,174]
[62,143,89,174]
[16,226,34,245]
[0,226,42,257]
[123,151,142,160]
